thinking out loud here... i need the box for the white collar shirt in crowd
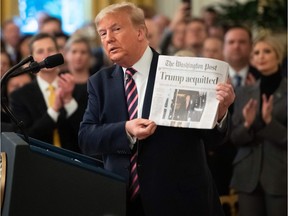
[228,65,249,87]
[37,75,77,121]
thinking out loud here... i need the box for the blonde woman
[230,35,287,216]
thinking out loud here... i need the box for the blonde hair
[174,49,196,57]
[253,35,284,64]
[95,2,146,30]
[64,34,92,55]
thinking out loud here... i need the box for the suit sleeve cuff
[126,130,137,149]
[64,98,78,117]
[47,107,59,122]
[216,111,228,129]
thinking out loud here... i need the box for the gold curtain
[91,0,155,20]
[1,0,19,25]
[0,0,155,26]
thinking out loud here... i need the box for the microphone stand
[1,56,35,143]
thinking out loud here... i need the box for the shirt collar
[228,65,249,80]
[122,46,153,78]
[37,75,58,92]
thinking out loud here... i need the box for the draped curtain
[1,0,19,24]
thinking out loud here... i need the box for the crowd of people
[1,1,286,216]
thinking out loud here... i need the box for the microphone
[19,53,64,74]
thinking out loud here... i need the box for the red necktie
[125,68,140,200]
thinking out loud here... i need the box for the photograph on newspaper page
[149,55,229,129]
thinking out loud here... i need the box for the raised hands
[51,73,76,112]
[242,94,273,128]
[58,73,75,104]
[243,98,257,128]
[261,94,273,124]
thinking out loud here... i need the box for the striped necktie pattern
[125,68,140,200]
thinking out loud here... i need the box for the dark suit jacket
[79,48,228,216]
[10,80,88,153]
[230,78,287,195]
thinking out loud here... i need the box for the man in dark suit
[10,33,87,153]
[78,2,235,216]
[223,25,260,88]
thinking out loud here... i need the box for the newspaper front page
[149,55,229,129]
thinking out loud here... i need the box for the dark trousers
[238,184,287,216]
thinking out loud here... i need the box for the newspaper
[149,55,229,129]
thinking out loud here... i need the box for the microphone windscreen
[44,53,64,68]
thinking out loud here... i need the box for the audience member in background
[36,11,51,31]
[54,32,70,72]
[54,32,70,55]
[160,20,187,55]
[64,35,92,84]
[6,74,33,96]
[17,34,33,60]
[174,49,196,57]
[91,45,113,75]
[1,19,21,64]
[1,50,33,132]
[208,22,227,39]
[152,14,170,38]
[201,6,219,29]
[9,33,86,153]
[230,35,287,216]
[159,2,189,55]
[145,18,161,52]
[39,17,63,35]
[184,18,207,57]
[223,25,260,88]
[0,50,13,77]
[202,36,224,60]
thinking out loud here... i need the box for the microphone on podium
[12,53,64,76]
[1,53,64,143]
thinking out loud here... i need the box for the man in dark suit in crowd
[78,2,235,216]
[10,33,87,153]
[223,25,260,89]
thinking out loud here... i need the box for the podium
[1,132,126,216]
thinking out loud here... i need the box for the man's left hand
[216,81,235,121]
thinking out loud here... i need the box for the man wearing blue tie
[78,2,235,216]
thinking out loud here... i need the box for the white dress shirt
[37,75,78,122]
[122,46,153,118]
[228,65,249,87]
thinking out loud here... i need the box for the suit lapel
[111,65,129,120]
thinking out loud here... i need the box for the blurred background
[0,2,286,216]
[1,0,286,43]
